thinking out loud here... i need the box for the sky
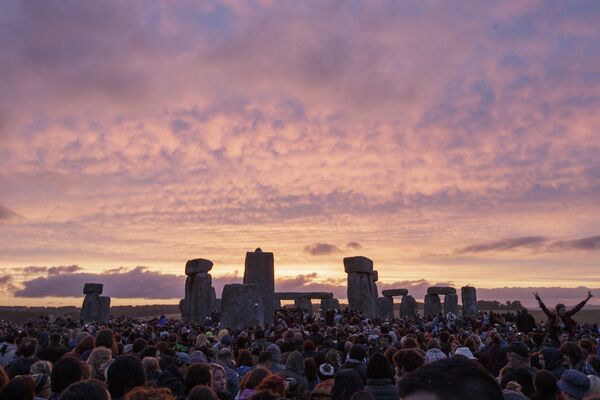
[0,0,599,308]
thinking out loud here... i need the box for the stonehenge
[461,286,478,317]
[344,256,379,318]
[380,288,410,320]
[181,258,215,323]
[444,293,459,315]
[80,283,111,323]
[424,293,442,317]
[274,292,339,313]
[220,283,264,329]
[320,298,340,311]
[244,248,275,326]
[400,295,418,318]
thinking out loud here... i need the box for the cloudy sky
[1,1,599,307]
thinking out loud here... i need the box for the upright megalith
[424,294,442,318]
[444,293,459,315]
[220,284,264,329]
[181,258,215,323]
[461,286,478,318]
[244,248,275,326]
[344,256,379,318]
[80,283,110,323]
[295,298,312,312]
[400,295,417,319]
[320,298,340,311]
[378,296,394,320]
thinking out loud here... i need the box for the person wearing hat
[557,370,590,400]
[312,363,335,399]
[453,346,477,360]
[504,342,536,378]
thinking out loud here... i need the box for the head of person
[555,303,566,317]
[30,360,52,375]
[533,370,558,399]
[185,363,213,395]
[124,386,175,400]
[256,374,286,398]
[216,348,233,365]
[325,349,342,369]
[237,350,254,368]
[500,368,534,398]
[367,352,394,381]
[0,375,36,400]
[393,348,425,380]
[95,329,118,355]
[241,367,270,392]
[556,370,590,400]
[257,352,273,369]
[51,355,83,395]
[209,363,226,393]
[506,342,530,369]
[349,344,367,363]
[247,389,277,400]
[16,337,38,358]
[88,346,113,380]
[317,363,335,382]
[107,355,147,399]
[49,332,63,347]
[142,356,161,379]
[397,356,503,400]
[561,342,584,367]
[304,358,318,381]
[59,379,111,400]
[349,391,374,400]
[187,385,219,400]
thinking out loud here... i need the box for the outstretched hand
[533,292,541,302]
[587,291,594,300]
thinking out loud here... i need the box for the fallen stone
[343,256,374,274]
[382,289,408,297]
[185,259,213,276]
[427,286,456,295]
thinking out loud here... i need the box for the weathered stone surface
[424,294,442,317]
[347,271,378,318]
[214,298,222,314]
[220,284,264,329]
[461,286,478,318]
[378,296,394,320]
[372,270,378,282]
[275,292,333,300]
[320,298,340,311]
[343,256,374,274]
[444,293,459,316]
[244,248,275,326]
[274,298,282,310]
[83,283,103,294]
[382,289,408,297]
[81,288,111,323]
[400,295,418,319]
[427,287,457,295]
[294,298,312,312]
[185,259,213,276]
[181,272,214,323]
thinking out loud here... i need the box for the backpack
[331,365,363,400]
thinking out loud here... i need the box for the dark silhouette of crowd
[0,292,598,400]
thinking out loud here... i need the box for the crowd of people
[0,292,597,400]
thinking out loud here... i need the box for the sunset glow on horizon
[1,1,599,307]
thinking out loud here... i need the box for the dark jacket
[331,360,367,400]
[538,298,589,343]
[540,347,566,379]
[364,378,398,400]
[278,351,310,400]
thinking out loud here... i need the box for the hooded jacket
[540,347,566,379]
[278,351,310,400]
[266,343,285,373]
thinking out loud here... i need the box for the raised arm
[565,291,593,317]
[533,292,553,317]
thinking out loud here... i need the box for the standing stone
[244,248,275,326]
[345,256,378,319]
[378,296,394,320]
[220,284,264,329]
[294,298,312,312]
[274,298,282,310]
[461,286,478,318]
[424,294,442,318]
[182,259,215,323]
[444,293,459,315]
[80,283,110,323]
[320,298,340,311]
[400,295,417,319]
